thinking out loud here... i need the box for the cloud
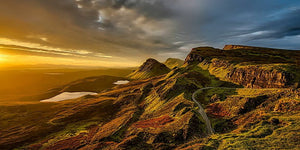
[247,8,300,40]
[0,0,299,67]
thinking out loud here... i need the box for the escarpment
[226,66,293,88]
[184,45,300,88]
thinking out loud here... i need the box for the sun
[0,54,8,61]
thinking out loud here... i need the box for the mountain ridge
[1,45,299,150]
[185,45,300,88]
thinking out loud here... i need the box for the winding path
[192,86,238,135]
[192,87,236,135]
[192,87,215,135]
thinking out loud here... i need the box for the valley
[0,68,134,105]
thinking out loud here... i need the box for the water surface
[113,80,130,85]
[40,92,97,102]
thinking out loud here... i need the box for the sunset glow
[0,1,299,149]
[0,53,138,68]
[0,54,7,62]
[0,0,299,68]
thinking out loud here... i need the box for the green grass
[181,111,300,150]
[179,86,300,149]
[164,58,184,69]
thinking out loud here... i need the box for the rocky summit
[0,45,299,150]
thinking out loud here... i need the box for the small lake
[40,92,98,102]
[113,80,130,85]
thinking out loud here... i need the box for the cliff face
[184,45,299,88]
[226,66,293,88]
[223,45,264,50]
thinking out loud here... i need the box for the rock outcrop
[223,45,264,50]
[226,66,293,88]
[223,44,287,51]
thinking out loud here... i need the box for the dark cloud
[248,8,300,40]
[0,0,299,66]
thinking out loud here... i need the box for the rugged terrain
[0,45,299,150]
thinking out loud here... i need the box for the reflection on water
[40,92,97,102]
[44,73,64,75]
[113,80,130,85]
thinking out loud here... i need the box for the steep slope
[164,58,184,69]
[128,58,170,79]
[184,45,300,88]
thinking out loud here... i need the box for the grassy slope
[128,65,170,80]
[177,88,300,149]
[0,96,119,149]
[164,58,184,69]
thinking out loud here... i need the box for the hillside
[0,45,299,149]
[128,58,170,79]
[164,58,184,69]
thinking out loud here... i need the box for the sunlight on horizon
[0,37,140,68]
[0,54,8,62]
[0,53,138,68]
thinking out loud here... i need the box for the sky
[0,0,300,68]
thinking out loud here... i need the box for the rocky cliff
[223,45,266,50]
[184,45,300,88]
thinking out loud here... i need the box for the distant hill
[58,75,126,93]
[12,75,128,104]
[164,58,184,69]
[128,58,170,79]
